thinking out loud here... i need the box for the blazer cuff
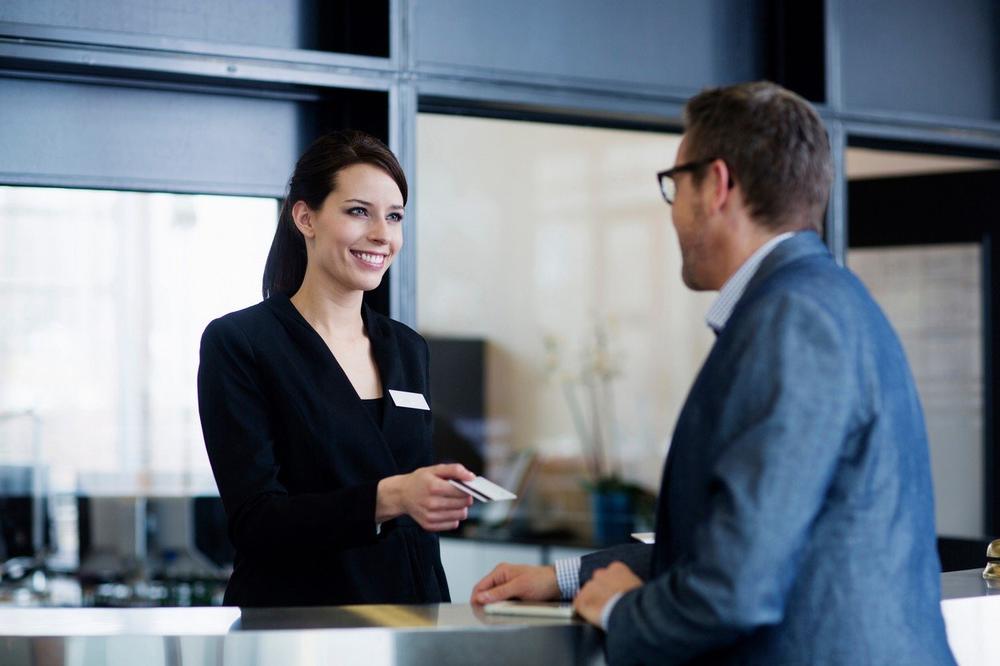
[338,479,382,546]
[604,587,641,657]
[600,591,625,630]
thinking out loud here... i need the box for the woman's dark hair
[262,130,408,299]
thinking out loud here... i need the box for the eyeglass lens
[660,175,676,204]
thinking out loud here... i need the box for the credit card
[448,476,517,502]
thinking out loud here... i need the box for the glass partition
[416,114,715,504]
[0,186,276,495]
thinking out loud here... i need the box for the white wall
[851,244,983,537]
[415,115,715,490]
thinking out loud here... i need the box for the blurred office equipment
[427,336,487,476]
[0,466,47,562]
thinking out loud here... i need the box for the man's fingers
[472,564,507,592]
[474,579,521,604]
[472,563,510,599]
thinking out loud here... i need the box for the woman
[197,130,474,607]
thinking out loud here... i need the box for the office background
[1,0,999,603]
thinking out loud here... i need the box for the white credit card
[448,475,517,502]
[388,389,430,410]
[631,532,655,544]
[483,601,575,618]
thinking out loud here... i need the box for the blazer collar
[266,294,402,397]
[738,230,830,305]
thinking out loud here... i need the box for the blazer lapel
[362,304,403,428]
[270,295,400,475]
[363,305,433,470]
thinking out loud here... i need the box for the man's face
[670,137,712,291]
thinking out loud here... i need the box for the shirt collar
[705,231,797,334]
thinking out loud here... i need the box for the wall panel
[841,0,999,121]
[413,0,765,92]
[0,77,302,195]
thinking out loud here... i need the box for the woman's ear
[291,200,315,239]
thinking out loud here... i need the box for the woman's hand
[376,463,475,531]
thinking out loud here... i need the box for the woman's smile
[351,249,389,269]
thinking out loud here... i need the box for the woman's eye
[387,212,403,222]
[348,207,368,217]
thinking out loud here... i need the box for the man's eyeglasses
[656,158,725,205]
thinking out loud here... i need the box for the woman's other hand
[376,463,475,531]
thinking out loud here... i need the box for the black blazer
[197,294,449,607]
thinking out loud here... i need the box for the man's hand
[574,561,643,626]
[471,563,560,605]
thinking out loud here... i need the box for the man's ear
[705,158,732,215]
[291,201,315,239]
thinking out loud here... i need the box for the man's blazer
[198,295,449,607]
[582,232,955,665]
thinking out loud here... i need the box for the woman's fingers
[431,463,475,481]
[423,507,468,523]
[422,520,461,532]
[428,496,473,511]
[428,477,474,500]
[398,465,477,530]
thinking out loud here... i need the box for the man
[471,82,955,665]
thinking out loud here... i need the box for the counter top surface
[941,568,1000,601]
[0,571,992,637]
[0,603,604,666]
[0,573,995,666]
[0,602,583,637]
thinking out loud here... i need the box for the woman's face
[295,163,404,294]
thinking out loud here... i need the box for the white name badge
[388,389,430,411]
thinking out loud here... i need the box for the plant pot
[589,488,635,547]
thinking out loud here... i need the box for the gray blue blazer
[582,232,955,665]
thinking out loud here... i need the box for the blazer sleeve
[581,543,654,582]
[604,292,860,665]
[198,316,380,558]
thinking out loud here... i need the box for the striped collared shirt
[704,232,796,334]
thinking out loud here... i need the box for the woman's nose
[367,220,391,244]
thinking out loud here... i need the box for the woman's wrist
[376,474,404,523]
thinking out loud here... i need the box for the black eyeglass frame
[656,158,731,205]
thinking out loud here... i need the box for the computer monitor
[0,465,48,561]
[426,336,487,475]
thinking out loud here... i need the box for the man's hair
[683,81,833,233]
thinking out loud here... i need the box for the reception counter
[941,568,1000,665]
[0,603,603,666]
[1,570,996,666]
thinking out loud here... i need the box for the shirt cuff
[599,591,624,631]
[553,557,581,600]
